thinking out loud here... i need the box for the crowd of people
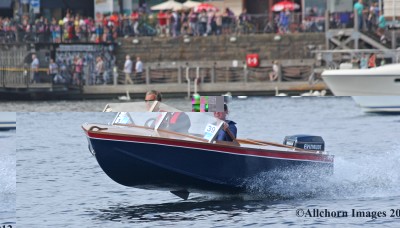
[0,12,119,43]
[0,6,338,44]
[353,0,387,44]
[351,52,385,69]
[29,47,120,86]
[0,1,391,44]
[38,53,145,87]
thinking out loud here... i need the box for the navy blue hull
[88,136,333,193]
[0,127,16,131]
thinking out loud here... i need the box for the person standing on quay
[135,56,143,83]
[47,58,58,83]
[73,56,83,86]
[354,0,365,31]
[124,55,133,84]
[368,53,376,68]
[269,60,279,81]
[95,56,105,84]
[31,54,40,84]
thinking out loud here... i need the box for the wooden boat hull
[85,128,334,194]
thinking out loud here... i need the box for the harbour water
[0,98,192,112]
[0,129,16,225]
[16,97,400,227]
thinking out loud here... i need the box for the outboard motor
[283,135,324,152]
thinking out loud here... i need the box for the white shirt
[135,60,143,73]
[49,62,58,74]
[273,64,279,73]
[31,58,39,70]
[124,59,132,74]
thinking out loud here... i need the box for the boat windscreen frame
[154,112,224,143]
[154,112,168,130]
[148,101,160,112]
[112,112,134,125]
[111,112,225,143]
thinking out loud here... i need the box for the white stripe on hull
[352,96,400,113]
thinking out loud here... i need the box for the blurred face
[214,111,227,121]
[145,93,158,110]
[145,94,157,102]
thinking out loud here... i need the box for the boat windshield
[103,101,183,112]
[112,112,225,142]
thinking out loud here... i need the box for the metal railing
[1,64,313,89]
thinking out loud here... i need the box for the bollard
[211,64,215,83]
[186,67,191,98]
[278,64,282,82]
[194,67,200,95]
[113,67,118,86]
[243,64,248,83]
[146,66,150,85]
[178,66,182,84]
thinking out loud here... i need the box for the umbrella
[271,1,300,12]
[194,3,218,13]
[151,0,183,11]
[183,0,201,9]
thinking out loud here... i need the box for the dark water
[17,97,400,227]
[0,129,16,225]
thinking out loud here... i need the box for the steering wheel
[144,118,157,128]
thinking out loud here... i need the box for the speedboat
[322,64,400,113]
[82,102,334,199]
[0,112,16,130]
[321,63,400,96]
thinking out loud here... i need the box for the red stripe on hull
[87,131,334,163]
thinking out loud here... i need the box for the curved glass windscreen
[104,101,183,112]
[112,112,224,142]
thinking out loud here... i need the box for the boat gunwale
[82,124,334,162]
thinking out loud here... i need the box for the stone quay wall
[115,33,326,65]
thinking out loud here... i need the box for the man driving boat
[145,90,191,133]
[214,104,237,141]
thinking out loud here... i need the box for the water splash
[0,167,16,194]
[0,133,16,195]
[243,148,400,200]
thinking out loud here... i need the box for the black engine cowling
[283,135,325,151]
